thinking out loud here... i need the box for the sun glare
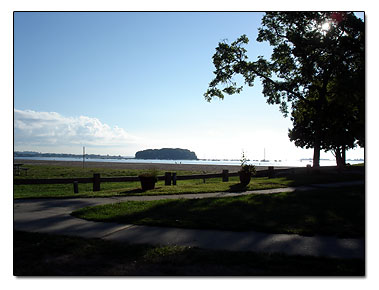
[321,22,331,31]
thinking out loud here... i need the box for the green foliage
[239,151,256,175]
[204,12,364,167]
[138,168,159,178]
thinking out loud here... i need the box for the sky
[14,11,365,161]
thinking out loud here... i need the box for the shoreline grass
[14,164,364,199]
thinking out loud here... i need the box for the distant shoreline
[14,158,275,173]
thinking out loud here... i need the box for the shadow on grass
[73,185,365,238]
[118,186,167,195]
[14,231,365,276]
[119,188,144,195]
[228,183,249,192]
[276,167,365,187]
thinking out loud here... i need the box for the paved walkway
[13,180,365,259]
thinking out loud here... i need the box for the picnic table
[14,163,28,176]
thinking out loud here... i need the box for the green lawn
[13,164,203,179]
[13,164,364,199]
[72,185,365,238]
[14,231,364,276]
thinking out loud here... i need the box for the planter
[239,171,251,185]
[139,175,157,191]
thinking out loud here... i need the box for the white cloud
[13,109,364,160]
[14,109,138,149]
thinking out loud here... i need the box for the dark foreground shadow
[228,183,249,192]
[119,188,145,195]
[14,230,365,276]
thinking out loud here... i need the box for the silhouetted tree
[289,96,361,167]
[204,12,364,167]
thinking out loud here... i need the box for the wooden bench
[19,167,29,175]
[14,164,29,176]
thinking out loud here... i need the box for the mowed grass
[13,164,202,198]
[13,164,202,179]
[14,231,364,276]
[14,164,364,199]
[13,163,287,199]
[72,185,365,238]
[14,178,293,199]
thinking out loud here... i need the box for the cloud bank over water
[13,109,364,160]
[14,109,138,151]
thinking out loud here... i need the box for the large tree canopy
[204,12,364,167]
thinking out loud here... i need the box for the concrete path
[13,181,365,259]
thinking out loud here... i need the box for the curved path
[14,181,365,259]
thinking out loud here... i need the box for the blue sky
[14,11,364,160]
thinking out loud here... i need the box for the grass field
[14,164,365,276]
[13,164,364,199]
[14,231,364,276]
[13,164,203,179]
[72,185,365,238]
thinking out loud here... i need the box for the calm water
[14,156,364,167]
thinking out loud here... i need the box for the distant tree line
[14,151,128,160]
[135,148,198,160]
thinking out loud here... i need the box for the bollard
[306,164,312,175]
[172,172,177,185]
[165,172,172,186]
[222,170,229,182]
[73,181,79,193]
[93,173,100,192]
[268,166,274,179]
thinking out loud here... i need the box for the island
[135,148,198,160]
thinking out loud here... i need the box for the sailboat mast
[264,148,265,161]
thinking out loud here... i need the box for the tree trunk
[342,145,346,166]
[313,136,321,168]
[313,76,329,169]
[335,146,346,168]
[335,147,342,167]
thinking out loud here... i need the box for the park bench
[14,164,29,176]
[19,167,29,175]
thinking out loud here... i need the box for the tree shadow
[118,186,165,195]
[118,188,145,195]
[228,183,249,192]
[13,230,365,276]
[107,185,365,238]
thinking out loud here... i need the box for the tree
[289,96,361,167]
[204,12,364,167]
[288,13,364,167]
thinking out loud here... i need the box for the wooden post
[73,181,79,193]
[222,170,229,182]
[83,146,85,169]
[306,164,312,175]
[172,172,177,185]
[93,173,100,191]
[268,166,274,179]
[165,172,172,186]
